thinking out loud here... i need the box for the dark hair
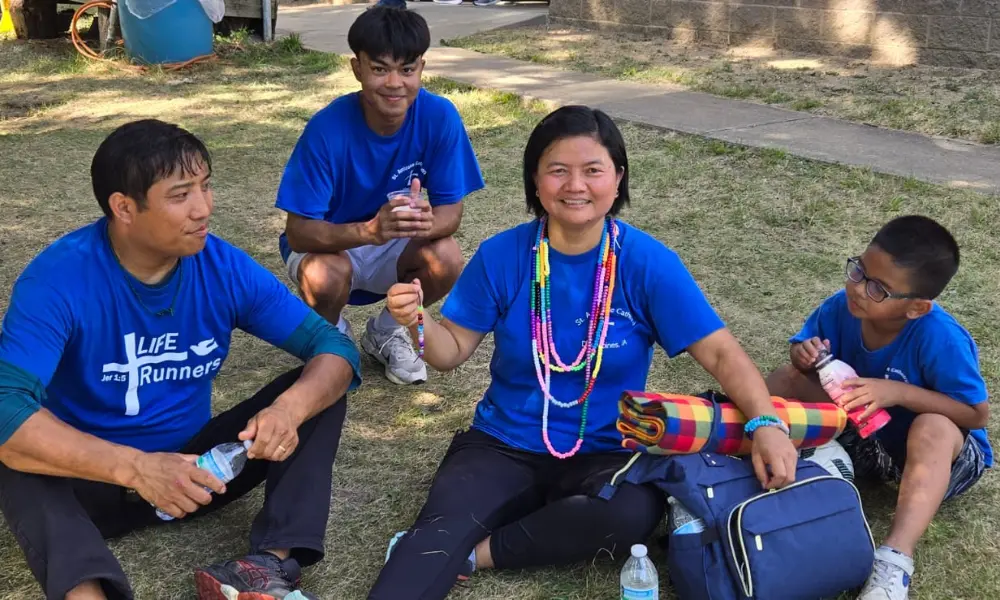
[347,6,430,64]
[870,215,959,299]
[91,119,211,218]
[523,105,630,219]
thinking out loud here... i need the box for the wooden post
[219,0,278,39]
[97,4,120,50]
[9,0,59,39]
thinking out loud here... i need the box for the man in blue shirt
[0,120,362,600]
[274,6,485,386]
[767,215,991,600]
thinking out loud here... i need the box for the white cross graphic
[102,333,188,416]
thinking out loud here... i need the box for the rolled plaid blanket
[617,390,847,455]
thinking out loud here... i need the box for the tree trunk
[9,0,59,39]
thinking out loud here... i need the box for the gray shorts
[284,237,410,297]
[839,428,987,501]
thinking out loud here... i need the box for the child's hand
[840,378,907,420]
[386,279,424,328]
[790,337,830,372]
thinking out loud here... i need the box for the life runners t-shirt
[442,220,726,454]
[274,88,485,261]
[792,289,993,467]
[0,218,312,453]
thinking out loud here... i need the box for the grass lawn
[2,35,1000,600]
[445,25,1000,146]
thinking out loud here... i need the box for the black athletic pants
[0,367,346,600]
[367,428,665,600]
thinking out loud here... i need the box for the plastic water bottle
[156,440,253,521]
[620,543,658,600]
[814,348,891,438]
[668,496,705,535]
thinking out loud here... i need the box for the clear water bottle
[156,440,253,521]
[668,496,705,535]
[620,543,658,600]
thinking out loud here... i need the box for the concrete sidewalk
[278,2,1000,194]
[277,2,549,55]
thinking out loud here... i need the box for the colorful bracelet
[416,305,425,359]
[744,415,790,439]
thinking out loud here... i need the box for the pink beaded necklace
[531,217,619,459]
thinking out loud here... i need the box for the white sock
[468,546,477,569]
[335,316,351,336]
[374,306,401,333]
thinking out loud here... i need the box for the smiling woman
[369,105,800,600]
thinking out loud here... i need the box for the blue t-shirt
[274,88,485,260]
[442,220,726,454]
[791,290,992,467]
[0,219,319,453]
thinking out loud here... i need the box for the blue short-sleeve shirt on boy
[274,88,485,262]
[0,219,360,453]
[442,220,725,455]
[791,289,992,467]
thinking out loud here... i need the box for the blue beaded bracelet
[744,415,790,439]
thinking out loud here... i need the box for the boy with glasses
[766,215,991,600]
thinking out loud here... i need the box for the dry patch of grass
[446,26,1000,145]
[1,36,1000,600]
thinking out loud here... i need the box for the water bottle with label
[668,496,705,535]
[620,543,658,600]
[156,440,253,521]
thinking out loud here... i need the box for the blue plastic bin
[118,0,214,65]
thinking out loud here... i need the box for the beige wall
[549,0,1000,68]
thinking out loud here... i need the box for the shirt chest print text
[386,161,429,201]
[390,161,426,182]
[884,367,910,384]
[573,307,636,349]
[101,332,222,416]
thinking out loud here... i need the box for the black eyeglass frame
[845,257,924,303]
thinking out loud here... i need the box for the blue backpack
[601,451,876,599]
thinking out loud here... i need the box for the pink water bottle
[814,348,891,438]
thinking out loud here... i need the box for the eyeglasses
[845,257,923,303]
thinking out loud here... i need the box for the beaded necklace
[531,216,618,459]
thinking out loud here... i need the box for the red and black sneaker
[194,552,319,600]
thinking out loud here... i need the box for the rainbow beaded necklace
[531,216,619,459]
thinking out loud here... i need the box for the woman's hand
[386,278,424,328]
[750,426,799,490]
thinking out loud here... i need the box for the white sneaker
[858,546,913,600]
[360,318,427,385]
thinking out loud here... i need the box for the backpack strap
[598,390,728,501]
[597,451,643,500]
[700,390,724,453]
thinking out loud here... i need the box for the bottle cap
[814,347,832,367]
[242,440,253,450]
[631,544,648,558]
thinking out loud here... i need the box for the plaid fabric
[617,391,848,455]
